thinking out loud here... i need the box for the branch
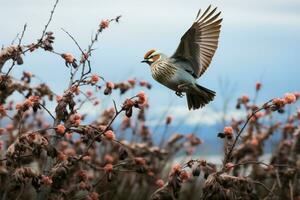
[223,100,273,165]
[234,161,288,168]
[61,28,85,54]
[78,100,125,160]
[0,24,27,76]
[39,103,55,121]
[0,154,33,162]
[68,15,121,88]
[252,180,276,197]
[22,0,59,55]
[39,0,59,44]
[18,23,27,46]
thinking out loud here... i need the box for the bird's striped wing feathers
[171,5,222,78]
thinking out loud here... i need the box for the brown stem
[39,103,55,121]
[223,101,272,166]
[234,161,288,168]
[252,180,275,197]
[78,100,125,160]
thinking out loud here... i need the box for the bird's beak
[141,59,148,63]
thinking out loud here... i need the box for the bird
[141,5,222,110]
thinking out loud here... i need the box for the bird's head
[141,49,161,65]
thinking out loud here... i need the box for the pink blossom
[90,74,100,84]
[100,19,110,29]
[155,179,165,188]
[223,126,234,136]
[104,130,115,140]
[56,124,66,135]
[284,93,296,104]
[104,163,113,173]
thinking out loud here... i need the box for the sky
[1,0,300,128]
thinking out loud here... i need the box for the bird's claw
[175,91,184,98]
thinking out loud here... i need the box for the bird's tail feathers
[186,84,215,110]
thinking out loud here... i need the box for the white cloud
[2,0,300,40]
[150,105,245,126]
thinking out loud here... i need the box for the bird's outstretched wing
[171,5,222,78]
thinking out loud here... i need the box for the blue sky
[1,0,300,127]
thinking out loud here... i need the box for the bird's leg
[175,91,184,97]
[175,83,192,97]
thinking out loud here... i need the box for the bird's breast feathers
[151,60,176,83]
[151,60,195,91]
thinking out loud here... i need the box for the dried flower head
[70,114,82,126]
[61,53,77,68]
[56,124,66,135]
[179,170,190,181]
[104,154,114,163]
[24,99,33,108]
[137,91,147,106]
[284,93,296,104]
[104,81,115,95]
[223,126,234,137]
[272,98,285,108]
[55,95,63,102]
[0,104,7,117]
[41,175,53,186]
[166,116,172,125]
[100,19,110,29]
[171,164,182,174]
[255,82,262,91]
[90,74,100,84]
[106,81,114,89]
[104,163,113,173]
[128,79,136,86]
[86,90,93,97]
[250,137,259,146]
[104,130,115,140]
[155,179,165,188]
[225,162,235,170]
[70,85,80,95]
[28,95,40,104]
[82,155,91,162]
[241,95,250,104]
[134,157,146,166]
[61,53,74,62]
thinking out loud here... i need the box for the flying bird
[142,5,222,110]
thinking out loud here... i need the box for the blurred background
[1,0,300,155]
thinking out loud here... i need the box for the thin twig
[223,100,273,165]
[289,180,294,200]
[275,169,282,188]
[61,28,85,54]
[22,0,59,55]
[159,124,169,148]
[75,90,95,111]
[263,182,277,200]
[18,24,27,46]
[15,184,24,200]
[39,103,55,120]
[0,154,33,162]
[39,0,59,43]
[34,1,61,189]
[68,15,121,88]
[11,33,20,45]
[93,174,106,188]
[78,100,125,160]
[252,180,275,197]
[234,161,288,168]
[1,24,27,81]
